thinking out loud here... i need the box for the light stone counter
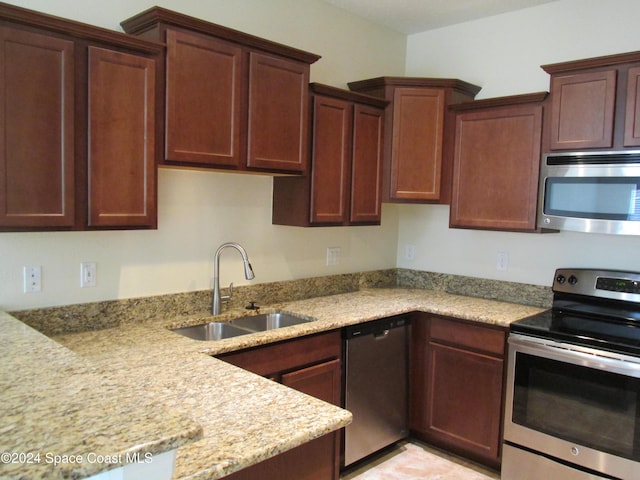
[5,288,545,480]
[0,311,202,480]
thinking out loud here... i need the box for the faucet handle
[221,282,234,305]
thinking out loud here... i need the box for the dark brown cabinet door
[310,95,351,224]
[625,66,640,146]
[247,52,309,173]
[271,84,385,227]
[426,342,504,464]
[549,70,617,150]
[350,104,383,223]
[451,100,543,231]
[410,314,506,469]
[165,29,243,167]
[348,77,481,205]
[390,87,444,201]
[0,27,74,228]
[122,7,319,174]
[218,332,341,480]
[282,358,341,406]
[87,47,156,227]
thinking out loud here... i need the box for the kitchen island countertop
[4,288,545,479]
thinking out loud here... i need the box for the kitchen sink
[171,311,315,341]
[171,322,253,341]
[230,312,314,331]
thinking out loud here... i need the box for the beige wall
[399,0,640,287]
[4,0,639,310]
[0,0,406,310]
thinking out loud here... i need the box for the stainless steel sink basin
[171,322,253,341]
[230,312,314,331]
[171,311,315,341]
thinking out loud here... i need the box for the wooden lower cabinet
[410,313,506,470]
[217,330,342,480]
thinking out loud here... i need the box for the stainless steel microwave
[538,150,640,235]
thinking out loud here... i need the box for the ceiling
[320,0,559,34]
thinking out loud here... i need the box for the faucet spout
[212,242,254,315]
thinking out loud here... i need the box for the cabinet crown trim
[0,2,164,54]
[310,83,389,108]
[449,91,548,112]
[121,6,320,64]
[347,76,482,97]
[542,50,640,74]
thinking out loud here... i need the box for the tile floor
[341,441,500,480]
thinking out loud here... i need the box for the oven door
[504,334,640,479]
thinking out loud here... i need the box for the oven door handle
[509,333,640,378]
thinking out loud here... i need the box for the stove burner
[511,268,640,356]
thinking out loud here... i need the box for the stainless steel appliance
[503,268,640,480]
[342,315,410,468]
[538,150,640,235]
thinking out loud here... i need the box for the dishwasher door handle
[374,329,390,339]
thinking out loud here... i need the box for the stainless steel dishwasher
[342,314,410,468]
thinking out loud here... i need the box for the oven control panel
[554,268,640,302]
[596,276,640,294]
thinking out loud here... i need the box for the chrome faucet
[212,242,255,315]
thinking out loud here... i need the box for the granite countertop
[3,288,545,480]
[0,311,202,480]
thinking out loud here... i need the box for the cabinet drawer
[218,330,341,377]
[429,317,505,356]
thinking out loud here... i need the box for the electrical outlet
[326,247,340,266]
[23,266,42,293]
[80,262,97,288]
[405,244,416,261]
[497,252,509,272]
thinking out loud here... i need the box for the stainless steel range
[503,268,640,480]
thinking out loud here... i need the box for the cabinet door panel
[0,27,74,227]
[88,47,156,227]
[350,104,383,223]
[451,104,542,231]
[624,66,640,147]
[282,358,341,406]
[427,342,503,463]
[223,432,339,480]
[247,52,308,173]
[550,70,616,150]
[390,88,444,200]
[310,95,351,224]
[166,29,242,167]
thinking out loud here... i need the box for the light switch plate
[80,262,97,288]
[326,247,340,266]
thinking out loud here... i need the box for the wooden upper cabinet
[165,29,243,167]
[247,52,309,172]
[87,47,156,228]
[121,7,320,175]
[0,26,75,228]
[347,77,481,205]
[271,83,386,227]
[624,66,640,146]
[450,93,546,232]
[542,51,640,151]
[350,103,384,223]
[0,3,162,232]
[309,94,352,224]
[390,87,445,201]
[548,70,616,150]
